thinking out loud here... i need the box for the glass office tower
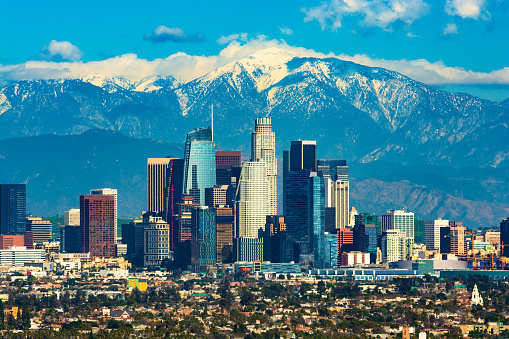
[182,127,216,206]
[0,184,26,235]
[308,174,325,269]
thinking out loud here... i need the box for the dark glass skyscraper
[500,218,509,257]
[290,140,317,171]
[0,184,26,235]
[183,127,216,206]
[317,159,348,181]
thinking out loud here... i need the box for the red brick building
[80,195,115,258]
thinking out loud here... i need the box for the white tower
[471,284,483,306]
[251,117,277,215]
[237,162,268,238]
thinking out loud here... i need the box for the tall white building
[381,229,406,263]
[237,162,268,238]
[382,209,414,259]
[64,209,80,226]
[334,180,349,229]
[90,188,118,242]
[424,219,449,251]
[251,117,277,215]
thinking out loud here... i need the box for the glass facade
[183,127,216,206]
[308,175,325,269]
[324,232,338,268]
[191,207,216,266]
[285,171,312,239]
[0,184,26,235]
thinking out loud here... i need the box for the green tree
[0,299,4,330]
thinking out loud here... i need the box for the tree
[0,299,4,330]
[21,305,31,330]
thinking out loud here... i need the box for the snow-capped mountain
[0,47,507,168]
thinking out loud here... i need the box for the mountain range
[0,47,508,228]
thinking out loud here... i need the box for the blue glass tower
[191,207,216,266]
[182,127,216,206]
[324,232,338,268]
[308,174,325,269]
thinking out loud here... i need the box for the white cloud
[143,25,205,43]
[302,0,430,31]
[406,32,419,38]
[445,0,490,20]
[216,33,248,45]
[39,40,84,62]
[1,36,508,88]
[279,27,294,35]
[443,23,458,35]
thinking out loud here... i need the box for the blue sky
[1,0,508,101]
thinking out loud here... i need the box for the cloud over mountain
[1,37,508,89]
[39,40,84,62]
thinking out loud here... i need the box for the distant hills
[1,47,508,228]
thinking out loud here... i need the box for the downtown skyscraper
[182,127,216,206]
[251,117,277,215]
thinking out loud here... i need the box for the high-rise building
[324,207,336,233]
[263,215,287,263]
[216,150,241,167]
[191,206,216,266]
[25,217,52,244]
[285,171,313,240]
[90,188,117,242]
[290,140,317,172]
[216,207,234,263]
[308,174,325,269]
[324,232,338,268]
[0,247,46,266]
[382,210,414,259]
[282,150,290,215]
[337,228,354,256]
[251,117,277,215]
[64,209,80,226]
[332,180,349,229]
[182,127,216,206]
[140,212,170,269]
[163,158,185,232]
[424,219,450,251]
[353,223,377,262]
[80,194,115,258]
[174,195,200,244]
[237,162,268,239]
[449,221,465,255]
[317,159,348,181]
[381,229,406,263]
[60,226,80,253]
[0,184,26,235]
[500,218,509,257]
[205,185,228,207]
[216,164,233,186]
[147,158,173,213]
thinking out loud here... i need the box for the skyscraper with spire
[182,126,216,206]
[251,117,277,215]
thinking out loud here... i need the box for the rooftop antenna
[211,102,214,143]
